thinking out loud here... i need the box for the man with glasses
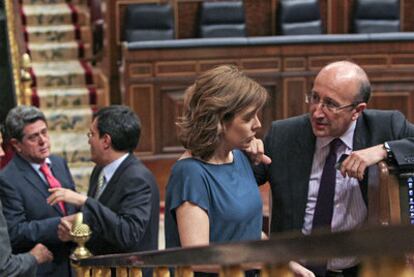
[0,106,78,276]
[250,61,414,276]
[46,105,160,277]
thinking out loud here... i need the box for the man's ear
[352,102,367,121]
[102,133,112,149]
[10,138,21,152]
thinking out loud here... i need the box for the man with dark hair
[0,127,53,277]
[0,106,78,276]
[48,105,160,269]
[249,61,414,276]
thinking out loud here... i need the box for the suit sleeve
[0,201,37,277]
[82,176,153,251]
[0,177,61,248]
[387,111,414,156]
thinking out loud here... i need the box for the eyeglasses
[305,92,361,113]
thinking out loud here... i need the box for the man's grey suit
[255,110,414,233]
[0,199,37,277]
[82,153,160,255]
[0,154,78,276]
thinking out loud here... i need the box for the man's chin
[311,125,329,137]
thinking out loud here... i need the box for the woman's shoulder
[172,155,204,175]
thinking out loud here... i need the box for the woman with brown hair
[164,65,313,277]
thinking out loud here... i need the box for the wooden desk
[122,33,414,158]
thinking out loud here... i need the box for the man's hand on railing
[338,144,387,180]
[57,214,76,242]
[288,261,315,277]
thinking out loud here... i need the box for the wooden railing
[71,162,414,276]
[71,224,414,277]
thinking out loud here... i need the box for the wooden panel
[401,0,414,32]
[241,58,281,73]
[258,84,279,137]
[129,63,153,78]
[369,92,412,121]
[156,61,197,76]
[351,55,390,69]
[199,60,239,72]
[283,77,307,118]
[128,85,155,154]
[244,0,273,36]
[142,158,176,202]
[391,55,414,67]
[283,57,306,72]
[176,1,199,38]
[161,88,185,152]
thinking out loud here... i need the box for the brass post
[175,266,193,277]
[72,263,91,277]
[154,267,170,277]
[219,265,244,277]
[92,267,111,277]
[130,267,143,277]
[70,212,93,259]
[261,264,294,277]
[20,53,33,105]
[116,267,128,277]
[360,257,414,277]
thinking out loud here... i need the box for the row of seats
[124,0,401,42]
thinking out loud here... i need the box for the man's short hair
[4,106,47,141]
[94,105,141,152]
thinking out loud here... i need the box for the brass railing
[71,162,414,277]
[71,224,414,277]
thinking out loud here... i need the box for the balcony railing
[71,162,414,277]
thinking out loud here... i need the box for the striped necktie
[94,171,106,199]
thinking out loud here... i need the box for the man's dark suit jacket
[0,154,78,276]
[83,153,160,256]
[0,199,37,277]
[255,110,414,234]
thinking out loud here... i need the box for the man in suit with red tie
[0,127,54,276]
[0,106,78,276]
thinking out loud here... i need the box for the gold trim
[4,0,23,104]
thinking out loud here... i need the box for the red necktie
[40,163,67,215]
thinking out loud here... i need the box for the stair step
[21,0,85,5]
[31,60,94,88]
[26,25,91,44]
[69,162,94,194]
[29,41,92,62]
[50,131,91,163]
[45,107,92,132]
[22,4,89,26]
[37,87,93,109]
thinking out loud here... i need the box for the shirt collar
[316,121,356,150]
[101,153,129,183]
[30,157,52,172]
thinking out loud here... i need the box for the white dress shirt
[96,153,129,199]
[302,121,367,270]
